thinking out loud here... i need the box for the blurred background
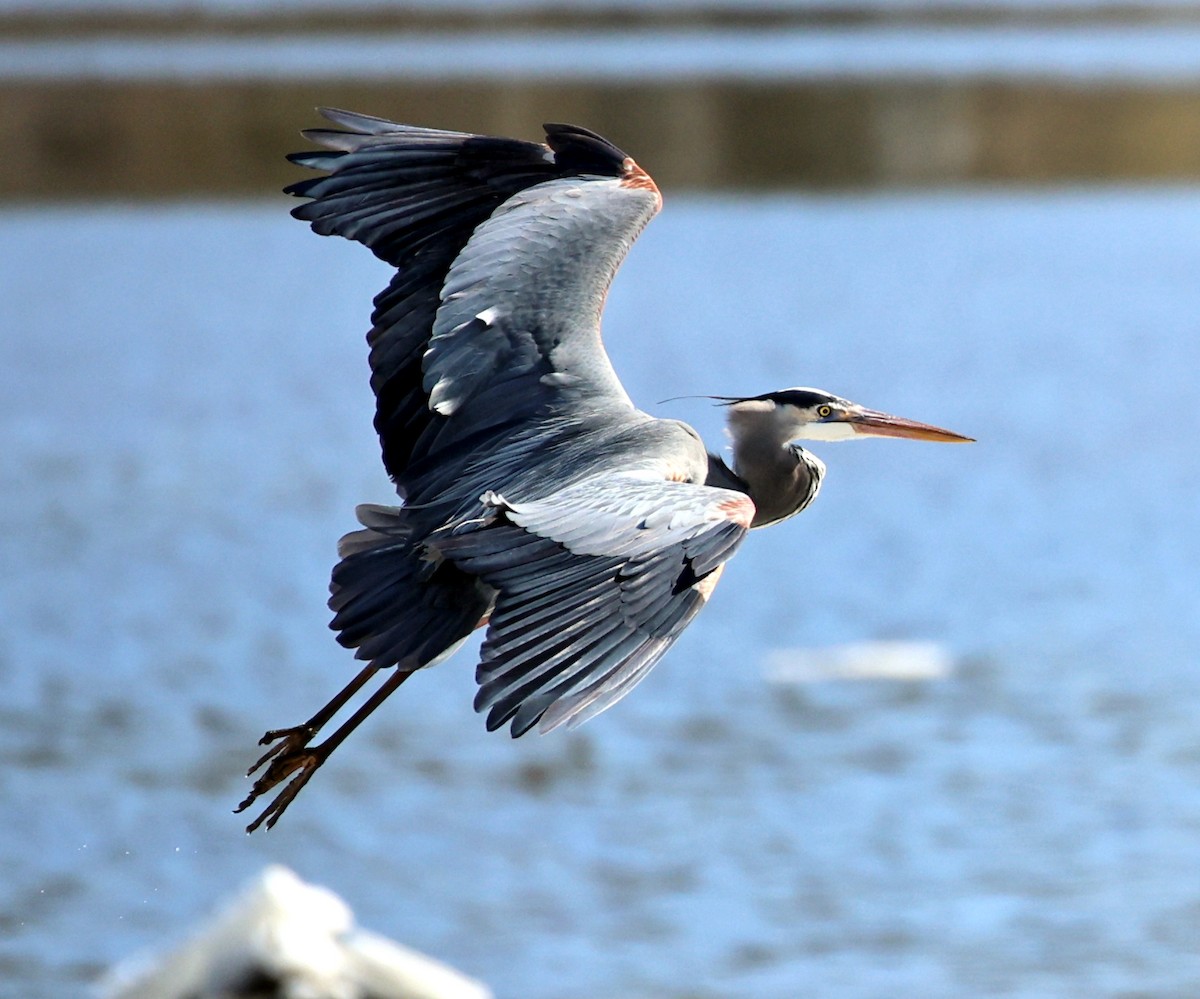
[3,1,1200,996]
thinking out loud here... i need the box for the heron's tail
[329,505,493,671]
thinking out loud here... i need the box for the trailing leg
[237,665,417,832]
[243,661,382,782]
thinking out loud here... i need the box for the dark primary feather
[543,122,632,175]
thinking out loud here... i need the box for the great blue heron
[237,110,971,832]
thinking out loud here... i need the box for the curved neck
[727,403,825,528]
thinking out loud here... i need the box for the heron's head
[724,387,973,445]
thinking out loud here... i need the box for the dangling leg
[236,665,417,832]
[243,661,381,778]
[236,544,496,831]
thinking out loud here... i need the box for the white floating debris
[99,865,492,999]
[764,640,954,683]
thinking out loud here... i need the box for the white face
[791,417,861,442]
[775,394,863,443]
[727,391,863,448]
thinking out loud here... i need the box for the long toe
[245,725,317,777]
[235,746,328,831]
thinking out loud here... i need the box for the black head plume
[702,389,842,409]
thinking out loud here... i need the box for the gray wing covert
[285,110,661,493]
[414,173,661,470]
[435,476,756,736]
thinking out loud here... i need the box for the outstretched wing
[435,476,755,736]
[286,110,662,495]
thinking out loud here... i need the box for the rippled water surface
[2,190,1199,998]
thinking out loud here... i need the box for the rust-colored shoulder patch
[717,493,755,529]
[620,156,662,203]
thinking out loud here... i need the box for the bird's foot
[235,729,329,833]
[246,723,318,777]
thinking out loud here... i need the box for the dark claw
[235,664,405,831]
[238,759,321,833]
[245,724,317,778]
[259,723,315,748]
[236,731,329,832]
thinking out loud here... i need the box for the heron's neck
[728,410,825,529]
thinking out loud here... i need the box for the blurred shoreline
[8,2,1200,36]
[8,77,1200,199]
[5,3,1200,198]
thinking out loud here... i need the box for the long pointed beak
[847,408,974,443]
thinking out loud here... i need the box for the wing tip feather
[542,122,630,179]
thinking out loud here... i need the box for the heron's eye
[817,405,833,418]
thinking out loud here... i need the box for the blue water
[1,190,1199,998]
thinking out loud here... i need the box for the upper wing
[435,476,755,736]
[286,110,662,494]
